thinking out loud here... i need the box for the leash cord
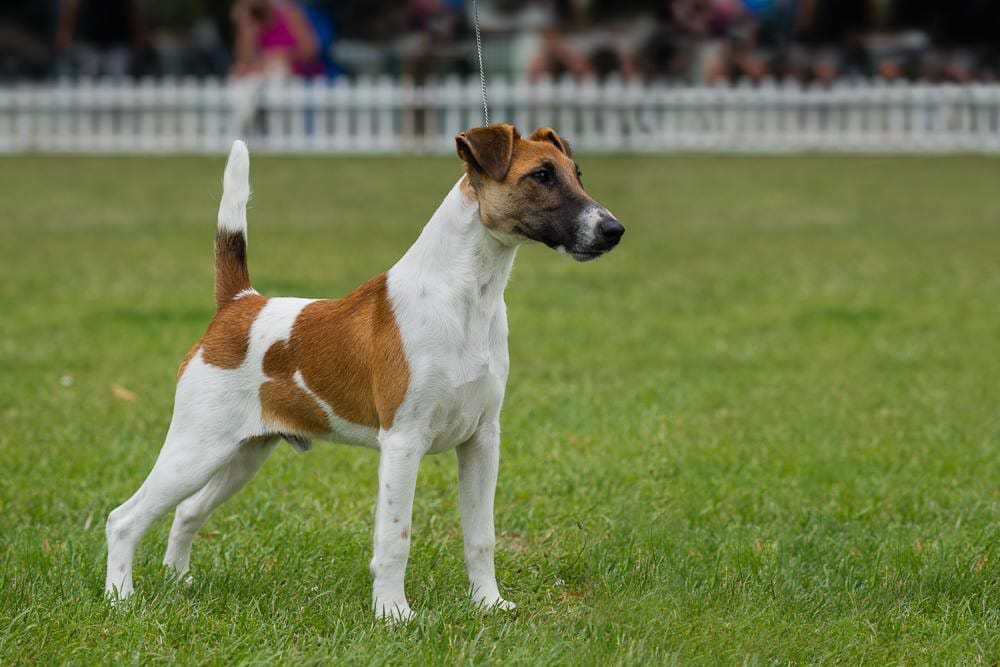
[473,0,489,125]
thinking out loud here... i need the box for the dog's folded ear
[456,124,518,181]
[530,127,572,157]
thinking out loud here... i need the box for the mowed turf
[1,152,998,665]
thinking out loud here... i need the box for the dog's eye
[576,167,583,181]
[531,169,552,184]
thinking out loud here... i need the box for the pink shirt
[258,3,323,77]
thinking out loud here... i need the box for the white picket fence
[3,76,1000,154]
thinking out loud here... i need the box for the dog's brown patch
[178,294,268,378]
[258,339,331,435]
[201,294,268,368]
[260,273,409,431]
[259,377,330,435]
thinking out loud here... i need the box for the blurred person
[301,2,341,78]
[54,0,150,79]
[525,0,656,81]
[526,0,593,81]
[228,0,322,142]
[737,0,798,81]
[915,0,999,82]
[230,0,322,78]
[640,0,716,81]
[583,0,654,81]
[0,0,52,80]
[672,0,747,83]
[527,29,593,80]
[401,0,469,81]
[715,0,774,82]
[864,0,997,82]
[141,1,231,77]
[461,0,566,80]
[407,0,463,40]
[864,0,932,81]
[790,0,870,83]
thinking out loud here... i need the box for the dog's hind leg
[162,436,277,578]
[104,427,241,600]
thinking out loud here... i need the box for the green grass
[1,152,999,665]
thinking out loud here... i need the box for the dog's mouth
[552,243,618,262]
[569,250,606,262]
[516,222,623,261]
[566,235,623,262]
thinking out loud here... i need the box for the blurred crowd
[1,0,999,84]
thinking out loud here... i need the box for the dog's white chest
[424,356,505,453]
[384,186,517,454]
[389,288,510,453]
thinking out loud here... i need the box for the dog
[104,123,624,620]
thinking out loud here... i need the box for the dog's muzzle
[570,209,624,261]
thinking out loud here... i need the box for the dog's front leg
[457,423,516,610]
[370,434,423,621]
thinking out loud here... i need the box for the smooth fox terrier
[104,124,624,620]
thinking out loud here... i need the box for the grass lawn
[1,152,998,664]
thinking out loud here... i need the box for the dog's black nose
[598,216,624,242]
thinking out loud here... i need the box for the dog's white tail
[215,141,253,308]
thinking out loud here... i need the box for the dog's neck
[391,177,517,309]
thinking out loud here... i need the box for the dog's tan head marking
[456,123,517,181]
[529,127,572,157]
[456,123,623,261]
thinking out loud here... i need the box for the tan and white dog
[104,124,624,620]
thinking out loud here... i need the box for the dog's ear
[530,127,572,157]
[456,124,518,181]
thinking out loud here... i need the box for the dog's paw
[473,595,517,612]
[173,573,194,587]
[374,599,414,624]
[163,564,193,586]
[104,586,135,607]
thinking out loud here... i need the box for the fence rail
[3,77,1000,154]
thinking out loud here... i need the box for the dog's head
[456,124,623,261]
